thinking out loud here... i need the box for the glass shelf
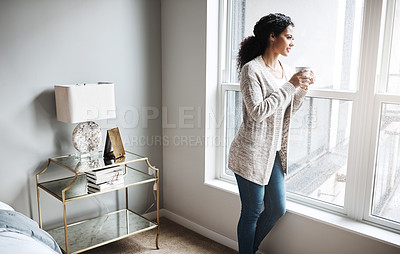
[38,167,157,201]
[50,151,147,173]
[48,209,157,254]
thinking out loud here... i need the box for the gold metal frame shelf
[38,167,157,202]
[49,151,147,173]
[47,209,157,254]
[36,151,160,254]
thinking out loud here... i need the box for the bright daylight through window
[221,0,400,231]
[371,0,400,225]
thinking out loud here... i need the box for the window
[287,98,352,207]
[372,103,400,224]
[377,0,400,95]
[366,0,400,228]
[220,0,400,232]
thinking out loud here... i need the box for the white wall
[0,0,162,227]
[161,0,399,253]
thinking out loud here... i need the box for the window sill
[204,178,400,248]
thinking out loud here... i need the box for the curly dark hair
[237,13,294,74]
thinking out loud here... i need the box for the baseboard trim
[143,208,238,251]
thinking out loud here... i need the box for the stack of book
[86,166,124,193]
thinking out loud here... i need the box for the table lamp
[54,83,116,159]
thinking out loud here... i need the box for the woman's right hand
[289,70,311,89]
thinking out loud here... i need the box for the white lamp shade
[54,83,116,123]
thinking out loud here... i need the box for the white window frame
[363,0,400,230]
[218,0,400,233]
[217,0,239,183]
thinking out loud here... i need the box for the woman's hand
[309,70,316,85]
[289,70,315,90]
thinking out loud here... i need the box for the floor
[83,217,237,254]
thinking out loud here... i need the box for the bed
[0,201,62,254]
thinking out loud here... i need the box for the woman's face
[271,25,295,57]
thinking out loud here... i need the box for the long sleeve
[292,88,308,115]
[240,64,296,122]
[281,63,308,115]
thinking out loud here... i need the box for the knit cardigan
[228,56,307,185]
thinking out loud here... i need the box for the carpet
[83,217,237,254]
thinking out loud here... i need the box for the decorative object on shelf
[104,127,125,159]
[87,176,125,192]
[85,165,124,185]
[75,157,105,171]
[86,165,124,193]
[72,121,102,153]
[104,154,126,166]
[54,82,116,158]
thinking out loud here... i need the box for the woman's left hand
[309,70,316,85]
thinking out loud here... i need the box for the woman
[228,13,315,254]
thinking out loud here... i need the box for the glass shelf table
[36,151,160,254]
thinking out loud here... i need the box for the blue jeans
[235,152,286,254]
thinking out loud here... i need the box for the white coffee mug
[295,67,311,88]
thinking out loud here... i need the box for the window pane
[225,90,242,176]
[372,103,400,224]
[229,0,246,83]
[287,98,352,207]
[378,0,400,94]
[228,0,364,90]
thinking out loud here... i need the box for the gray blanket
[0,210,62,254]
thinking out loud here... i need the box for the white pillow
[0,201,14,211]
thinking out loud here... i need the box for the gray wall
[161,0,399,253]
[0,0,162,226]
